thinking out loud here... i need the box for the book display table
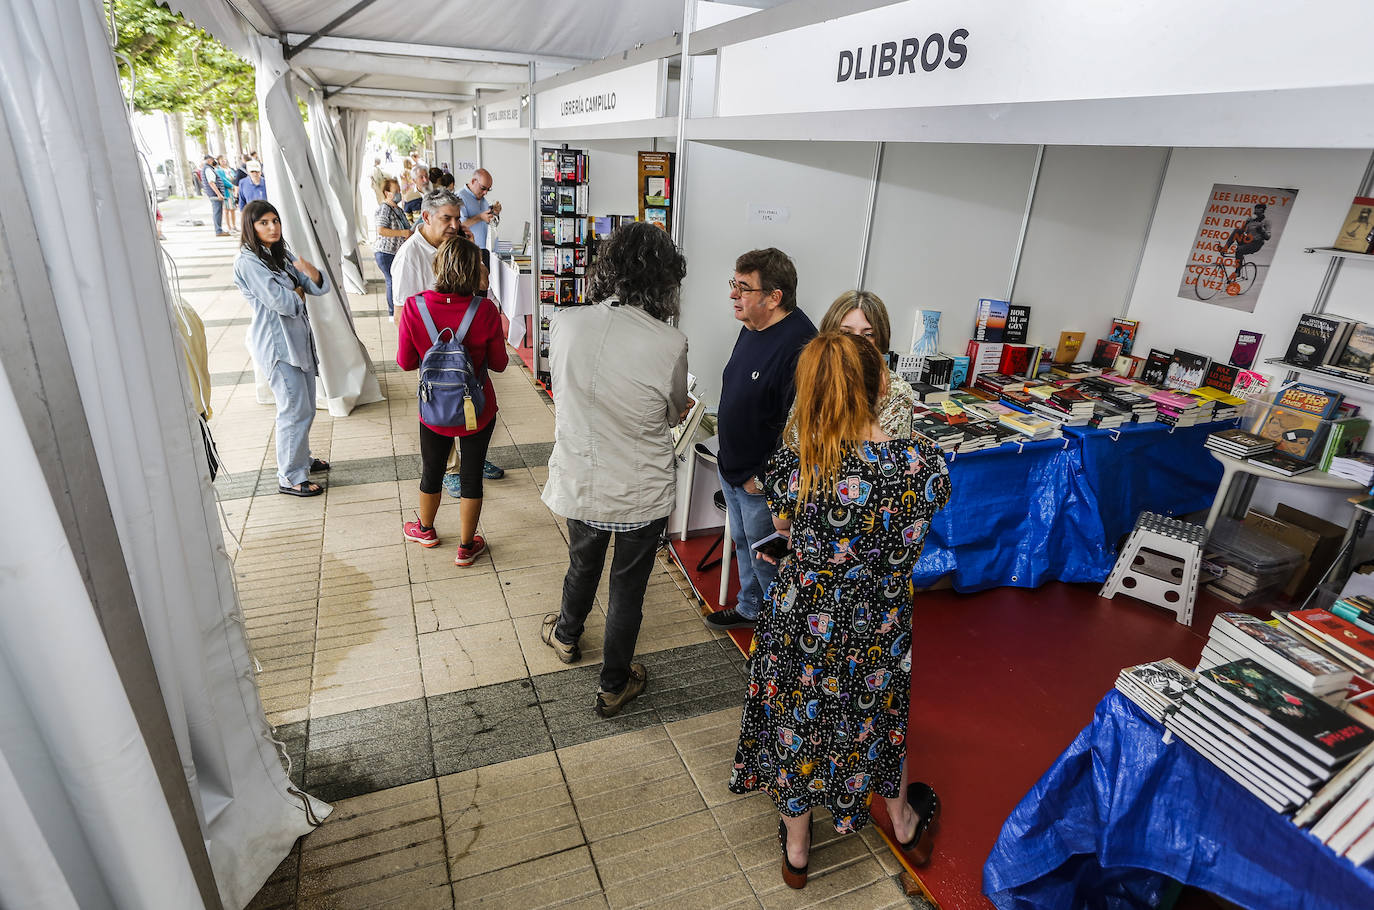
[983,691,1374,910]
[914,421,1236,592]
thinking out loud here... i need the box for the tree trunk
[206,115,221,156]
[233,115,243,160]
[169,112,192,196]
[246,119,259,157]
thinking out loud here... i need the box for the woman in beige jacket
[540,222,690,718]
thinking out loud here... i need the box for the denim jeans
[268,362,316,486]
[718,470,779,621]
[209,197,224,234]
[554,517,668,694]
[374,250,397,315]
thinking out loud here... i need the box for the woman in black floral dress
[728,332,952,889]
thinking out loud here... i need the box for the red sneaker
[403,518,439,548]
[454,535,487,566]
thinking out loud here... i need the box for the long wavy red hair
[785,331,885,503]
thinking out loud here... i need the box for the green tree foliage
[109,0,256,129]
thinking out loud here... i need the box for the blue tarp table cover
[983,691,1374,910]
[913,437,1114,592]
[1066,421,1236,546]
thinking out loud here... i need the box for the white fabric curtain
[255,36,384,415]
[0,1,329,906]
[336,106,372,247]
[306,90,365,294]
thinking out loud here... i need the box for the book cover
[1231,329,1264,369]
[539,182,557,214]
[556,149,579,184]
[555,248,575,275]
[1199,659,1374,765]
[965,340,1005,385]
[974,298,1010,343]
[1091,339,1123,369]
[1142,348,1171,385]
[539,150,557,180]
[1107,317,1139,355]
[1319,418,1371,471]
[1335,323,1374,374]
[1165,349,1210,390]
[1289,609,1374,663]
[556,277,575,305]
[921,355,954,388]
[1204,362,1240,394]
[948,356,970,390]
[539,215,556,244]
[1285,314,1346,367]
[912,309,941,357]
[645,207,668,229]
[538,276,556,304]
[1004,304,1031,345]
[555,185,576,215]
[998,344,1033,377]
[1233,369,1272,399]
[1276,383,1345,420]
[1248,450,1317,475]
[1333,196,1374,253]
[1053,331,1085,364]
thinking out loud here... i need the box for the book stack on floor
[1164,658,1374,813]
[1204,428,1275,459]
[1202,519,1304,606]
[1330,453,1374,485]
[1115,658,1195,722]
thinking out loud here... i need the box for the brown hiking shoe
[540,614,580,664]
[594,663,647,718]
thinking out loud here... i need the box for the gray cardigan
[541,300,690,523]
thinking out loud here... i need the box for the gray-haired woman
[539,222,690,718]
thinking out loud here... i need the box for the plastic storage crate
[1202,518,1304,606]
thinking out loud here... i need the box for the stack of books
[1089,400,1132,429]
[999,410,1058,440]
[972,372,1025,397]
[1026,386,1093,426]
[1332,595,1374,633]
[956,422,1002,452]
[1115,658,1195,722]
[1048,362,1102,381]
[1274,608,1374,679]
[1198,613,1353,698]
[1204,428,1275,459]
[1246,451,1317,476]
[909,381,951,405]
[1191,386,1245,421]
[1293,741,1374,866]
[1330,453,1374,485]
[1164,658,1374,813]
[1087,381,1158,423]
[911,412,963,454]
[1150,389,1206,427]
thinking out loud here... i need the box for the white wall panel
[677,140,873,403]
[479,137,530,249]
[1011,146,1169,349]
[863,142,1037,354]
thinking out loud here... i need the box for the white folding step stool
[1099,512,1208,626]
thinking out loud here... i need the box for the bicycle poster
[1178,182,1298,312]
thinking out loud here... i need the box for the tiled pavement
[165,201,926,909]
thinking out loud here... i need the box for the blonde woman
[818,290,916,437]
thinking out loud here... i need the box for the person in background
[201,154,227,236]
[233,200,332,497]
[539,222,689,718]
[729,332,951,889]
[237,159,268,209]
[428,166,443,190]
[217,155,238,234]
[814,290,915,437]
[707,248,816,631]
[459,168,501,257]
[397,236,508,566]
[403,165,430,217]
[190,160,203,196]
[372,177,412,322]
[370,156,386,202]
[391,189,505,491]
[435,171,456,192]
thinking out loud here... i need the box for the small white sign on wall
[483,99,522,130]
[451,159,479,176]
[748,204,790,225]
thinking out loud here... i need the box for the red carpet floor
[669,535,1242,908]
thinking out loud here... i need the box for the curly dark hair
[585,222,686,322]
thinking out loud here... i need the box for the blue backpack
[415,297,485,430]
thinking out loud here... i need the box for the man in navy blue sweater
[707,248,816,630]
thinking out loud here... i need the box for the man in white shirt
[391,189,505,492]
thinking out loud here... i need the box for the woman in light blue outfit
[233,199,332,496]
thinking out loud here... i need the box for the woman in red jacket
[396,235,509,565]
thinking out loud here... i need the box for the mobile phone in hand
[751,531,790,561]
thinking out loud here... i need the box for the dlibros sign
[836,29,968,82]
